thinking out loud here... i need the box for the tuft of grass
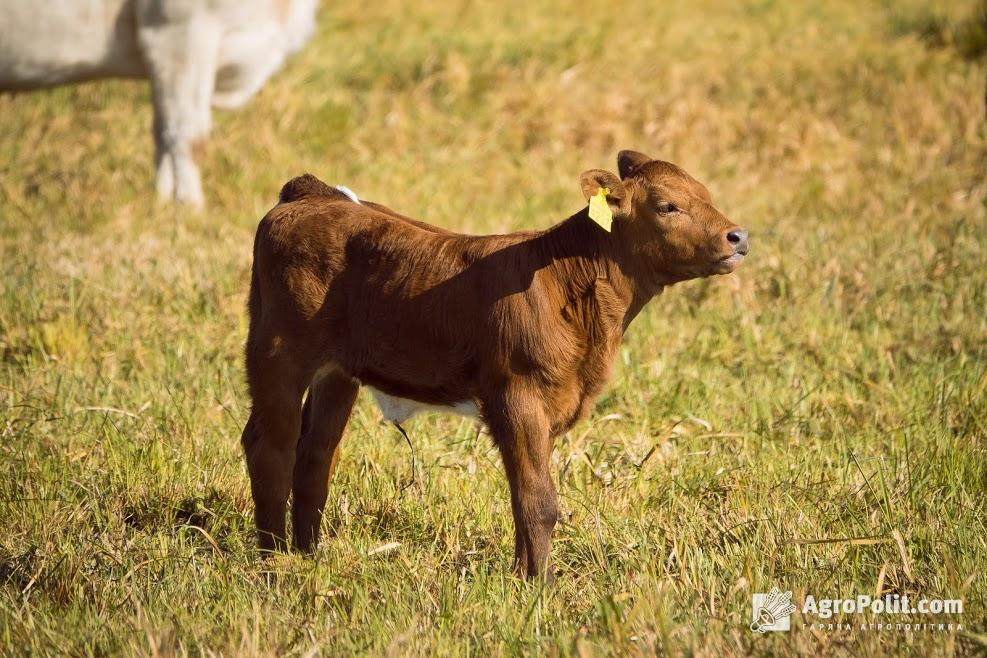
[1,0,985,655]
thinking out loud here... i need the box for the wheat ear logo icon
[750,587,796,633]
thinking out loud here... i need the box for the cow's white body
[0,0,318,205]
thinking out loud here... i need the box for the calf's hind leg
[241,351,309,552]
[292,369,360,552]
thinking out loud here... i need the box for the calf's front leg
[486,389,559,580]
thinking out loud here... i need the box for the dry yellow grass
[1,0,985,655]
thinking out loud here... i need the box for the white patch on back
[368,387,478,424]
[335,185,360,204]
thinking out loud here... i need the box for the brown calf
[240,150,749,578]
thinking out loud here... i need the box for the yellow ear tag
[588,186,613,232]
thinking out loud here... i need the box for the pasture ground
[1,0,985,655]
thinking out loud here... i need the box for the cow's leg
[291,368,359,552]
[138,17,220,206]
[240,342,309,552]
[485,388,558,580]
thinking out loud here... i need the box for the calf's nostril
[727,229,747,244]
[726,229,749,253]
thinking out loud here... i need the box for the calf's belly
[368,387,479,425]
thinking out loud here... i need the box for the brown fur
[240,150,749,578]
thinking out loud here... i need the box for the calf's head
[580,150,748,284]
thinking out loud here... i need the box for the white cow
[0,0,319,206]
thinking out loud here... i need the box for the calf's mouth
[712,250,747,274]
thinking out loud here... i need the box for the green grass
[1,0,985,655]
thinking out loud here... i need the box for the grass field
[1,0,986,655]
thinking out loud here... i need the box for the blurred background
[0,0,985,655]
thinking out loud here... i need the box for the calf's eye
[656,201,679,215]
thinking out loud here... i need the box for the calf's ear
[617,150,651,179]
[579,169,624,203]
